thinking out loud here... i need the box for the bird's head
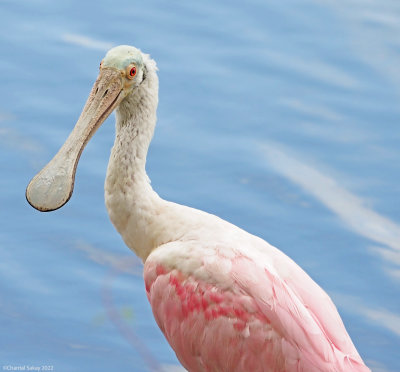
[100,45,147,95]
[26,45,152,212]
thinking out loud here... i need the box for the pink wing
[144,242,370,372]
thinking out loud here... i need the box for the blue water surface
[1,0,399,371]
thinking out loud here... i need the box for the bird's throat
[104,78,164,261]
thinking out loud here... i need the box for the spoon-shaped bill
[26,68,125,212]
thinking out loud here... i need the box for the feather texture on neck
[104,55,163,261]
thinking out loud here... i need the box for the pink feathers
[144,240,371,372]
[145,263,279,371]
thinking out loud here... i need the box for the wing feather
[144,239,370,372]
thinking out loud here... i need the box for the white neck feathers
[104,57,164,261]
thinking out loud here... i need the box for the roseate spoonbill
[26,45,370,372]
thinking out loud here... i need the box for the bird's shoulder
[144,226,367,370]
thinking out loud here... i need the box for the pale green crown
[102,45,144,70]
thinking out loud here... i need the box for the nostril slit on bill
[102,89,109,98]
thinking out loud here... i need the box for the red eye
[126,65,137,80]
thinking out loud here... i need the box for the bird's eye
[130,67,137,77]
[99,60,103,69]
[125,63,137,80]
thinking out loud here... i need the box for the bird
[26,45,371,372]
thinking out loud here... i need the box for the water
[1,0,399,371]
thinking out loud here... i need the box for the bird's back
[144,205,370,372]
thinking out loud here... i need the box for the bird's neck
[105,70,168,261]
